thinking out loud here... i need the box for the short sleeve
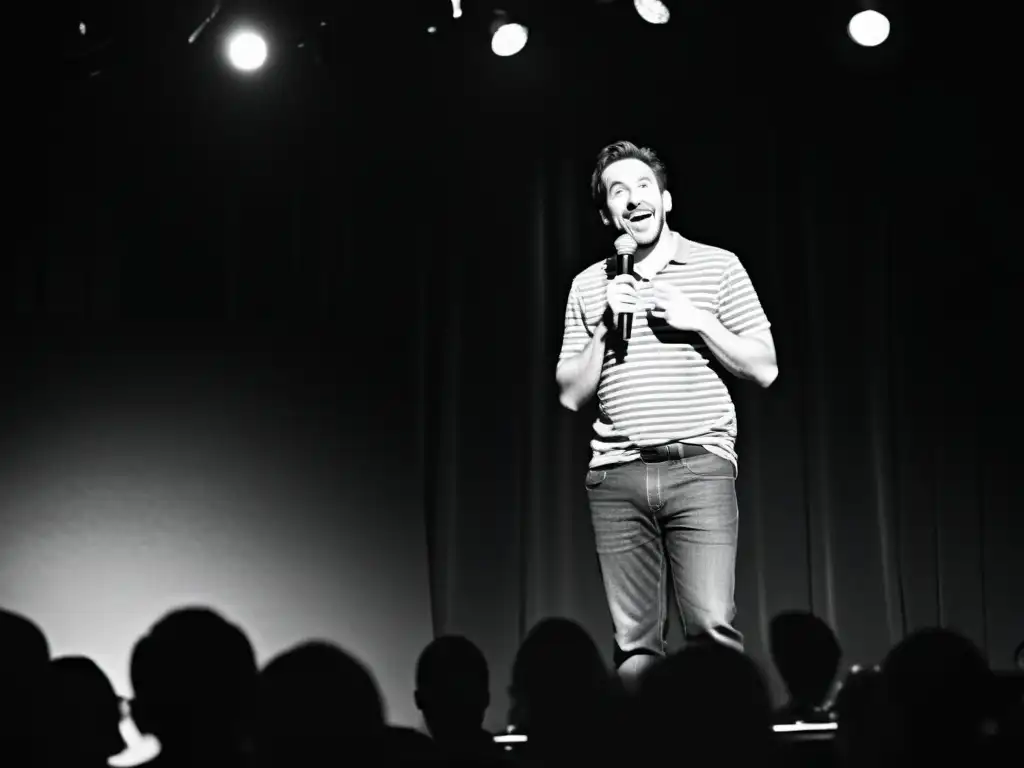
[716,257,771,336]
[558,281,592,366]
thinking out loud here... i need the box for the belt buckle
[665,443,686,460]
[642,444,669,462]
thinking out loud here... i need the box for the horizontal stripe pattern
[558,232,771,470]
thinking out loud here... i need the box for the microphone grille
[614,233,638,255]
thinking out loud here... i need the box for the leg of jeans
[658,453,743,652]
[586,462,667,689]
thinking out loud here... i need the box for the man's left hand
[651,281,710,333]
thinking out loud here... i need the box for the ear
[662,189,673,214]
[599,209,610,227]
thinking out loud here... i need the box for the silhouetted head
[414,635,489,735]
[637,644,774,760]
[0,607,51,748]
[769,610,842,708]
[508,617,609,733]
[881,627,994,754]
[0,606,49,660]
[256,640,386,765]
[128,606,257,755]
[50,655,127,763]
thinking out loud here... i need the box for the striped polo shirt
[558,231,771,472]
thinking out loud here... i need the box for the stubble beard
[633,210,664,247]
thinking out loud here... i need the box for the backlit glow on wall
[0,337,433,764]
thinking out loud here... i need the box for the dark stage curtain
[420,0,1021,729]
[9,0,1020,733]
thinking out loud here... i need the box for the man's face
[600,158,672,246]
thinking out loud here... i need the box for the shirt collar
[635,231,689,280]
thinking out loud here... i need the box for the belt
[639,443,710,462]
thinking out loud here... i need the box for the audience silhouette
[128,606,259,768]
[990,647,1023,768]
[50,655,127,767]
[0,608,51,768]
[507,617,625,766]
[414,635,506,764]
[255,639,387,766]
[1,601,1020,768]
[769,610,842,724]
[635,642,776,763]
[877,627,997,765]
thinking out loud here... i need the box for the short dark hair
[415,635,489,696]
[129,606,257,737]
[590,140,668,215]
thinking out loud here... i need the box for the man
[129,606,258,768]
[556,140,777,688]
[413,635,505,764]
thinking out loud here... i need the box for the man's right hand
[606,275,639,317]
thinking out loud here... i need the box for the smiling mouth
[630,211,653,222]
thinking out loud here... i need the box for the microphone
[614,232,638,340]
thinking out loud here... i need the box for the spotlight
[490,11,528,57]
[634,0,670,25]
[847,10,890,47]
[225,28,268,71]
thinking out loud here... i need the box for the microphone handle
[618,312,633,340]
[616,251,635,341]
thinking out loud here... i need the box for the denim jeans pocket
[684,452,736,479]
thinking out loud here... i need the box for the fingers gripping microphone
[614,232,638,340]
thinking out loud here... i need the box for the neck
[634,228,675,269]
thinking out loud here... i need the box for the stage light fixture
[490,10,528,57]
[188,0,224,45]
[634,0,670,24]
[418,0,463,35]
[225,28,268,72]
[847,9,890,47]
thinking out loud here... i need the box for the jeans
[585,447,743,686]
